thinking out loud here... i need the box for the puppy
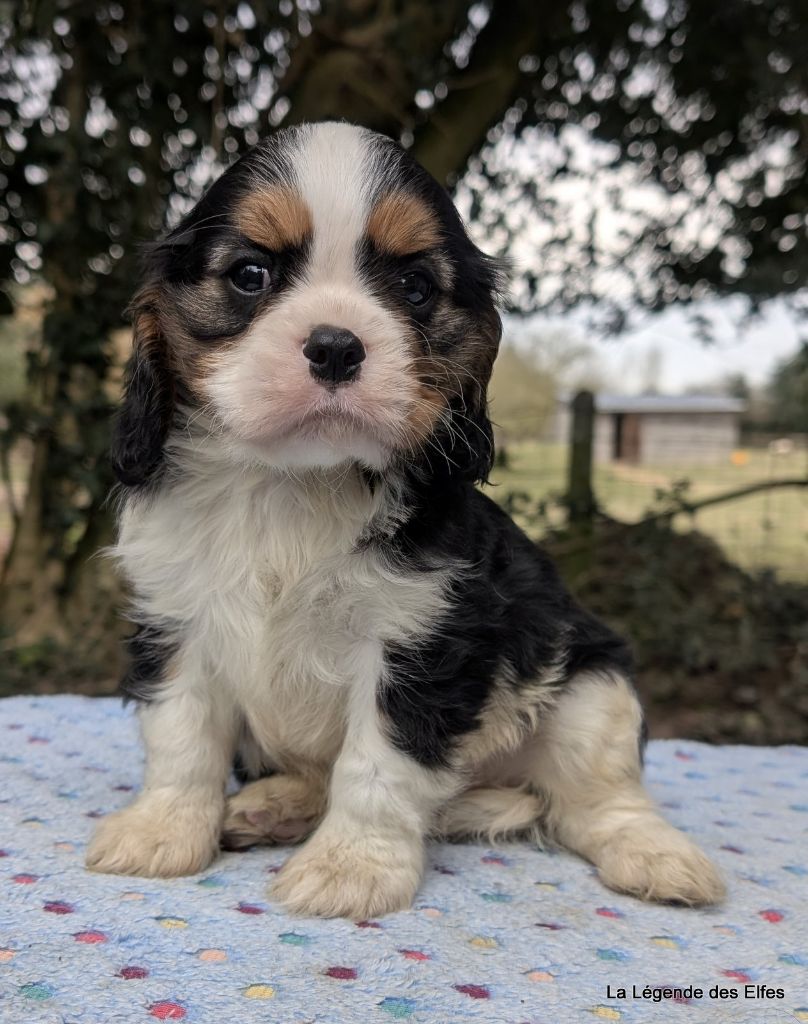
[87,122,725,918]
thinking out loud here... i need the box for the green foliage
[768,342,808,434]
[488,344,555,442]
[547,520,808,744]
[0,316,28,409]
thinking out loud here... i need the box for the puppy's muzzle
[303,325,366,385]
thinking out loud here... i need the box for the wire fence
[487,397,808,582]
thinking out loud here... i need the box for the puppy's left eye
[227,261,271,294]
[400,271,434,308]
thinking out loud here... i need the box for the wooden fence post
[567,390,596,525]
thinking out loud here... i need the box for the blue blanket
[1,695,806,1022]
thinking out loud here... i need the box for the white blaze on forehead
[290,123,380,284]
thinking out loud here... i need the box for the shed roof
[562,393,746,415]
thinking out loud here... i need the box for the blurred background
[1,1,806,742]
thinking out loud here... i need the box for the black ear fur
[427,310,502,486]
[111,295,174,487]
[445,297,503,485]
[439,395,496,484]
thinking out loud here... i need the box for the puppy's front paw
[86,792,222,878]
[270,828,423,919]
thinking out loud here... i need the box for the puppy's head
[113,122,504,486]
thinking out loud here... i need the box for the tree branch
[647,478,808,522]
[409,0,540,182]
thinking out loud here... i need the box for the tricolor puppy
[87,122,724,918]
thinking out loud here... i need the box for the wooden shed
[554,394,746,465]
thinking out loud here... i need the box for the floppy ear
[441,302,502,485]
[111,289,174,487]
[448,395,496,484]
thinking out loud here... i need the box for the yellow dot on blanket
[157,917,188,929]
[244,984,275,999]
[199,949,227,962]
[590,1008,621,1020]
[122,892,145,901]
[525,970,554,983]
[792,1012,808,1023]
[54,842,74,852]
[650,936,680,949]
[420,907,442,918]
[469,936,498,949]
[0,949,15,963]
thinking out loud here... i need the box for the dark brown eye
[228,262,271,294]
[400,271,434,307]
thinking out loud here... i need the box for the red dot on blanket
[759,909,784,923]
[43,901,73,914]
[12,874,38,884]
[454,984,490,999]
[325,966,357,980]
[119,966,149,979]
[236,902,265,915]
[399,949,430,961]
[149,1001,185,1020]
[74,931,107,944]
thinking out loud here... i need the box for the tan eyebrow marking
[366,191,442,255]
[236,187,313,250]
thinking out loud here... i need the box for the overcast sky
[482,120,806,397]
[506,295,804,395]
[591,298,803,393]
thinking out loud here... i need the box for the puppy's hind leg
[526,670,725,906]
[222,770,328,849]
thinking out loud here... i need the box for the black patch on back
[378,481,634,768]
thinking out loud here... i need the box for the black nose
[303,326,366,385]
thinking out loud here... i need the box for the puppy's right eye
[227,261,271,294]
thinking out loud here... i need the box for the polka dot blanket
[1,696,806,1023]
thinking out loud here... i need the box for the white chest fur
[115,451,449,767]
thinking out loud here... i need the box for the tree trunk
[0,32,124,674]
[410,0,541,182]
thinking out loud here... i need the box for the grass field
[484,440,808,581]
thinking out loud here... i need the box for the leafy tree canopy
[3,1,808,319]
[1,0,807,657]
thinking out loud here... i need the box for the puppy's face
[114,123,502,483]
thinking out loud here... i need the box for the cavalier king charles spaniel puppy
[87,121,724,918]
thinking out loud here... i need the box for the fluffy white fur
[88,436,456,914]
